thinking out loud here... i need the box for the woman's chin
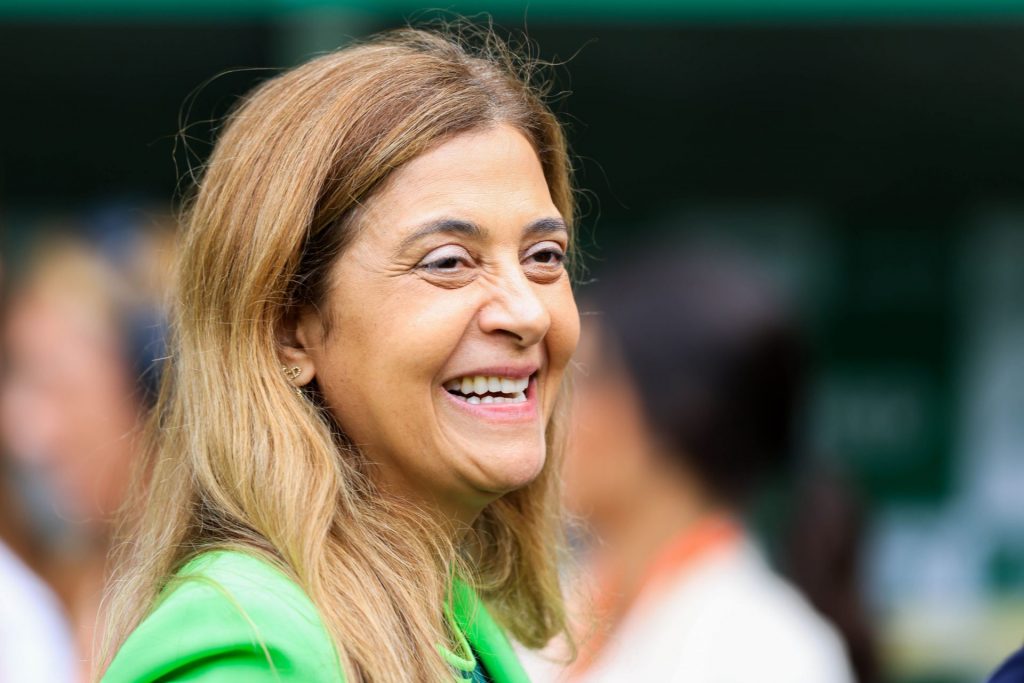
[465,446,546,498]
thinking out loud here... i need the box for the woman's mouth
[442,374,530,404]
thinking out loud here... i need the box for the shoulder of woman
[102,549,343,683]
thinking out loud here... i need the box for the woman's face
[291,124,579,522]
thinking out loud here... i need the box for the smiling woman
[98,26,579,683]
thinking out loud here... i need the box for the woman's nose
[478,270,551,347]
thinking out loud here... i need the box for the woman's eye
[417,246,473,272]
[429,256,462,270]
[524,242,566,268]
[531,250,563,264]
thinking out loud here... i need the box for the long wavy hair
[100,26,575,683]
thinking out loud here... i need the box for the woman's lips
[440,373,539,422]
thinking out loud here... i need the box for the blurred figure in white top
[0,256,77,683]
[0,215,172,680]
[522,248,863,683]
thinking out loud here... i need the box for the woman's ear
[276,308,319,387]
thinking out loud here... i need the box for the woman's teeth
[444,375,529,404]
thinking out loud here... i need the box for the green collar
[447,578,530,683]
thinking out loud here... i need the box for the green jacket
[102,550,531,682]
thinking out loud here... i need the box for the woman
[99,26,580,683]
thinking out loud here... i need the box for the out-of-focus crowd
[0,211,888,682]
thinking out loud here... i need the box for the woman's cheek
[378,291,481,412]
[540,286,579,421]
[549,284,581,369]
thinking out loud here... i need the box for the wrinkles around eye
[413,241,567,288]
[522,241,567,282]
[414,245,476,288]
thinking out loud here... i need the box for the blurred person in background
[0,216,171,680]
[0,255,77,683]
[523,248,857,683]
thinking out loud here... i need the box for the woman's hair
[101,26,575,682]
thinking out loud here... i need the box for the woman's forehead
[361,127,554,222]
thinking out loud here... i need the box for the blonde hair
[101,26,575,683]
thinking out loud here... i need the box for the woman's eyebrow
[398,218,484,252]
[524,217,568,237]
[397,215,567,253]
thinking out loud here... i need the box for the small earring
[281,365,305,398]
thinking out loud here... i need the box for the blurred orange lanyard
[568,515,742,678]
